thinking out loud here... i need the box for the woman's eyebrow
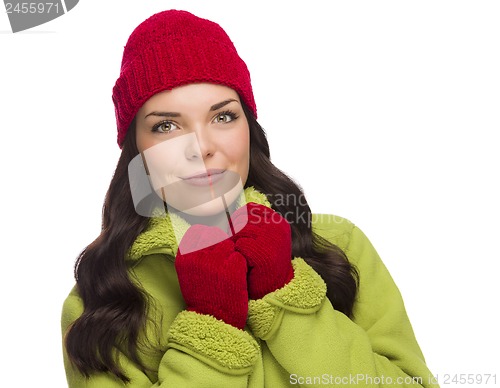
[144,111,180,119]
[210,98,238,111]
[144,99,238,119]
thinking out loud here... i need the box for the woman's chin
[182,196,228,217]
[166,183,245,223]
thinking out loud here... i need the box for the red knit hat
[112,10,257,147]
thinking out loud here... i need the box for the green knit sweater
[61,187,438,387]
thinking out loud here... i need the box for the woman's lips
[180,169,227,186]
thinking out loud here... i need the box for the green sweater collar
[127,186,271,261]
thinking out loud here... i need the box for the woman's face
[135,83,250,217]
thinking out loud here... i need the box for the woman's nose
[184,126,215,160]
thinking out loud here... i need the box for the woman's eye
[152,121,178,133]
[213,112,237,123]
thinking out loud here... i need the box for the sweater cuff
[247,258,326,340]
[167,310,260,375]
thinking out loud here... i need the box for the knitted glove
[230,203,294,300]
[175,225,248,330]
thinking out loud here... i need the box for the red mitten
[230,203,294,300]
[175,225,248,330]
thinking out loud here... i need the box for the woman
[61,10,438,387]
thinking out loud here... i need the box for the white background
[1,1,499,386]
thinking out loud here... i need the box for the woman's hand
[231,203,294,300]
[175,225,248,330]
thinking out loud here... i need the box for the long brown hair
[64,103,358,382]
